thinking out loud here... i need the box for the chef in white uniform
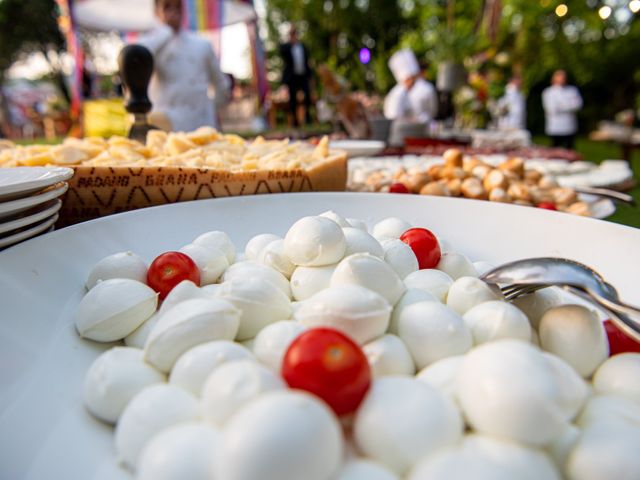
[497,77,526,130]
[138,0,230,132]
[542,69,583,150]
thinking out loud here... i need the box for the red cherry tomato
[147,251,200,299]
[400,227,441,269]
[538,202,557,211]
[389,183,410,194]
[282,327,371,416]
[604,319,640,356]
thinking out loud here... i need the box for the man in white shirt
[137,0,230,132]
[280,26,313,126]
[542,70,583,149]
[497,77,526,130]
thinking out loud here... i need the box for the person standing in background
[542,70,583,149]
[280,26,313,127]
[497,77,526,130]
[137,0,230,132]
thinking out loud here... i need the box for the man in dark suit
[280,26,312,126]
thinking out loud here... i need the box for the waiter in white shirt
[542,69,583,150]
[384,49,438,124]
[497,77,526,130]
[280,26,313,126]
[137,0,230,132]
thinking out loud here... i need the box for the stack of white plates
[0,167,73,249]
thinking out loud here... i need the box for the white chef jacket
[383,84,411,120]
[138,24,230,132]
[542,85,583,136]
[497,84,526,130]
[384,78,438,123]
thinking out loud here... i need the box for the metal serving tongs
[573,186,636,206]
[481,257,640,342]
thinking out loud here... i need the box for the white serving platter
[0,200,62,236]
[0,182,68,219]
[0,167,73,201]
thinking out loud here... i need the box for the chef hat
[389,49,420,83]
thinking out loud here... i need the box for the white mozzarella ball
[381,239,419,280]
[178,244,228,285]
[114,384,199,470]
[201,359,285,425]
[245,233,281,261]
[290,264,336,301]
[363,334,415,377]
[169,340,253,396]
[216,277,292,340]
[86,251,147,290]
[346,217,368,231]
[462,301,531,345]
[457,340,568,446]
[257,239,296,279]
[283,216,347,267]
[538,305,608,378]
[252,320,306,371]
[407,446,510,480]
[343,227,384,257]
[294,285,391,344]
[389,288,438,334]
[593,353,640,404]
[472,261,495,277]
[353,377,463,474]
[331,253,405,305]
[319,209,351,227]
[334,459,399,480]
[192,230,236,264]
[403,269,453,303]
[436,252,478,280]
[543,352,590,421]
[137,422,221,480]
[222,261,291,299]
[546,424,580,473]
[83,347,165,424]
[446,276,502,315]
[576,394,640,429]
[216,391,343,480]
[566,422,640,480]
[125,312,160,348]
[416,355,464,402]
[144,298,241,372]
[158,280,210,315]
[75,279,158,342]
[397,301,472,369]
[512,288,563,329]
[371,217,412,241]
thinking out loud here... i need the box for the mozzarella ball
[403,269,453,303]
[252,320,306,371]
[407,446,510,480]
[144,298,241,372]
[343,227,384,257]
[178,244,228,285]
[319,209,351,227]
[125,312,160,348]
[543,352,590,420]
[169,340,253,396]
[346,217,368,231]
[436,252,478,280]
[83,347,165,424]
[245,233,281,261]
[216,391,343,480]
[158,280,210,314]
[446,276,502,315]
[381,239,419,280]
[546,424,580,472]
[331,253,405,305]
[294,285,391,344]
[457,340,568,446]
[216,277,292,341]
[416,355,464,402]
[593,353,640,404]
[473,261,495,277]
[201,359,285,425]
[353,377,463,474]
[257,239,296,279]
[75,279,157,342]
[290,264,336,301]
[192,230,236,264]
[363,334,415,377]
[389,288,439,334]
[462,301,531,345]
[397,301,472,369]
[512,288,563,329]
[283,216,346,267]
[334,459,399,480]
[114,384,199,470]
[137,422,221,480]
[86,251,147,290]
[371,217,412,241]
[576,394,640,429]
[539,305,608,378]
[222,261,291,299]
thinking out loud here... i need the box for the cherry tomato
[282,327,371,416]
[389,183,410,194]
[537,202,557,211]
[147,251,200,299]
[400,227,441,269]
[604,319,640,356]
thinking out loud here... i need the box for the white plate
[0,182,68,219]
[1,193,640,480]
[0,167,73,201]
[0,200,62,235]
[0,213,59,249]
[330,140,386,158]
